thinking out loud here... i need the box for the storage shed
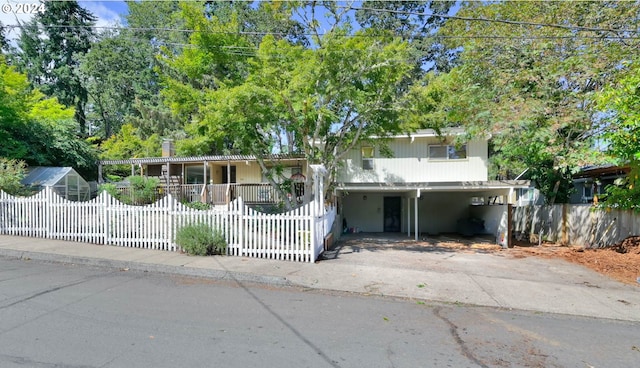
[21,167,91,201]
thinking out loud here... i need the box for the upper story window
[428,144,467,160]
[361,146,374,170]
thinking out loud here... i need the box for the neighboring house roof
[21,167,82,187]
[573,164,630,179]
[100,153,306,166]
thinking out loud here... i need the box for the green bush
[175,223,226,256]
[127,176,160,204]
[0,158,28,195]
[181,200,212,210]
[99,176,160,205]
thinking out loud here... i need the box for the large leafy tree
[597,61,640,209]
[355,0,457,73]
[16,0,96,136]
[161,3,413,208]
[428,0,640,203]
[0,57,97,179]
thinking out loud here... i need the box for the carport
[335,180,529,244]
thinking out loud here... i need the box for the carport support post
[407,197,411,237]
[414,189,420,241]
[507,204,513,248]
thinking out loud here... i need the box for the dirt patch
[423,234,640,286]
[504,237,640,286]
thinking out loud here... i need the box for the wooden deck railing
[116,183,303,206]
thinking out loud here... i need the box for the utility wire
[347,6,640,35]
[6,23,639,41]
[4,3,639,37]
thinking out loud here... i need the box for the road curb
[0,248,293,287]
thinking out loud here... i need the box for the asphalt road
[0,258,638,368]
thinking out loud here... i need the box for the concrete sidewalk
[0,234,639,322]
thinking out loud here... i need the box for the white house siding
[337,137,488,183]
[342,192,387,232]
[342,190,510,235]
[343,192,475,234]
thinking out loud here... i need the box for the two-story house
[334,129,529,240]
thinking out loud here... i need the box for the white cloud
[0,0,39,40]
[1,1,126,42]
[79,1,124,28]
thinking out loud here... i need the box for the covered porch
[99,153,307,206]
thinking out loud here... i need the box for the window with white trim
[361,146,374,170]
[428,144,467,160]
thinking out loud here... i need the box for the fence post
[44,187,51,239]
[238,197,244,257]
[310,214,317,262]
[168,194,175,251]
[103,192,109,245]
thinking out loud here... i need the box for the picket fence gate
[0,188,336,263]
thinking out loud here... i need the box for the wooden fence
[0,188,335,262]
[513,204,640,248]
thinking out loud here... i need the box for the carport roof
[335,180,530,192]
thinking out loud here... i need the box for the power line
[5,23,638,41]
[347,6,640,35]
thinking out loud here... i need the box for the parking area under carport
[336,181,529,244]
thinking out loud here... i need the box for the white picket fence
[0,187,336,263]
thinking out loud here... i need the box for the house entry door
[383,196,401,232]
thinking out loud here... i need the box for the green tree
[79,30,174,138]
[597,61,640,209]
[16,0,96,135]
[162,1,413,207]
[0,57,97,179]
[432,0,639,203]
[355,0,457,72]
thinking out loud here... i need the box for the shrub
[0,158,28,195]
[127,176,160,204]
[175,223,226,256]
[99,176,160,205]
[181,200,212,210]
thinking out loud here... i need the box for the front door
[383,196,401,232]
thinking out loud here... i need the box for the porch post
[166,162,170,187]
[226,160,231,204]
[131,164,135,176]
[98,163,103,184]
[407,196,410,237]
[414,189,420,241]
[201,161,208,203]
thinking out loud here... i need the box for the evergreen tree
[16,0,96,136]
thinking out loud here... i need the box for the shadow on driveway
[320,232,502,261]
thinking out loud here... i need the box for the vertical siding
[236,162,263,183]
[337,137,489,183]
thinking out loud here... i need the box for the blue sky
[0,0,126,38]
